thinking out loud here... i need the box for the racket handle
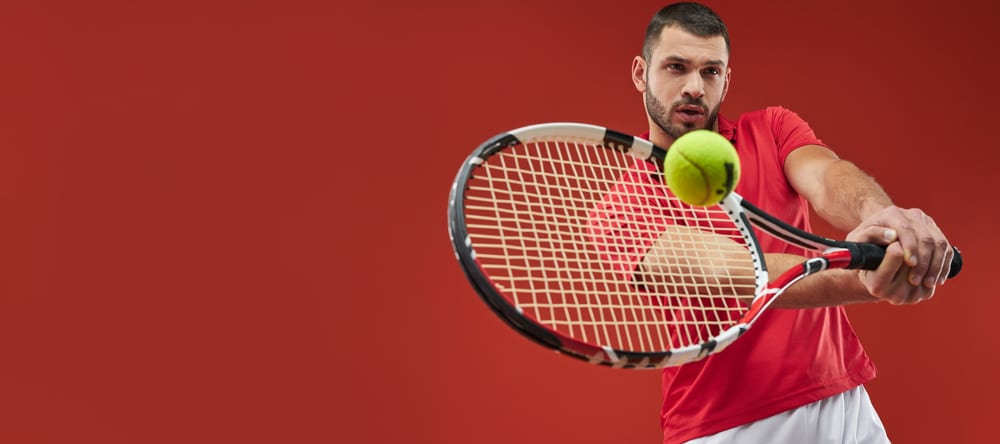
[847,243,963,279]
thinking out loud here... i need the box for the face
[632,26,730,144]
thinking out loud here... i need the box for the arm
[784,145,891,232]
[783,145,954,305]
[635,225,757,302]
[762,254,880,308]
[636,229,883,309]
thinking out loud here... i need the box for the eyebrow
[664,55,726,67]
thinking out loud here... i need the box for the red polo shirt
[593,106,877,443]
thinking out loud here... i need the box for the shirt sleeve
[767,106,830,166]
[587,161,672,282]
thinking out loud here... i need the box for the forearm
[764,253,879,308]
[809,159,894,231]
[789,149,948,304]
[767,153,891,307]
[636,229,880,308]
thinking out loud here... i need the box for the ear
[631,56,647,93]
[721,67,732,102]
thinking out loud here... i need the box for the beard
[646,90,721,139]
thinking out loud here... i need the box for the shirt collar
[641,114,737,146]
[717,114,735,144]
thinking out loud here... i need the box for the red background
[0,0,994,443]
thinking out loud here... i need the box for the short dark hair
[642,2,730,61]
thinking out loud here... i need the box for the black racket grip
[847,244,963,279]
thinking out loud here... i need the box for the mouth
[674,105,705,116]
[673,104,706,123]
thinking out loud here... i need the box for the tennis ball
[663,130,740,206]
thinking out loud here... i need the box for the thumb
[847,226,897,245]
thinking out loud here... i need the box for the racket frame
[448,123,770,368]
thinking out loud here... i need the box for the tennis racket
[447,122,962,369]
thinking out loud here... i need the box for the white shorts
[685,385,890,444]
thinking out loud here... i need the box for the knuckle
[896,220,915,233]
[918,233,937,246]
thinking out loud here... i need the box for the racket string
[466,138,755,352]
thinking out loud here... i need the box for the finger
[880,208,922,268]
[927,219,951,286]
[896,284,936,305]
[938,246,953,285]
[897,218,920,268]
[927,244,954,287]
[864,241,906,297]
[881,269,935,305]
[846,226,898,245]
[917,240,949,289]
[908,214,949,289]
[870,243,934,305]
[906,237,932,287]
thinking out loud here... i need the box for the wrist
[857,198,893,222]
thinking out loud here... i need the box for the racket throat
[739,256,831,326]
[803,256,831,274]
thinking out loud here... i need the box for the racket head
[448,123,770,368]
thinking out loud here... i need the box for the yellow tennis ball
[663,130,741,206]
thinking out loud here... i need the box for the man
[624,3,953,443]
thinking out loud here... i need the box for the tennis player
[628,3,952,443]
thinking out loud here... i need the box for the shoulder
[723,106,806,138]
[736,107,821,143]
[724,107,808,134]
[735,106,806,124]
[725,106,827,162]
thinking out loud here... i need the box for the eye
[703,67,721,76]
[666,63,685,72]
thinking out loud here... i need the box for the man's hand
[846,207,953,305]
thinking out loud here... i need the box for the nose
[682,73,705,100]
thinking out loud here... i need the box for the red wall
[0,0,994,443]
